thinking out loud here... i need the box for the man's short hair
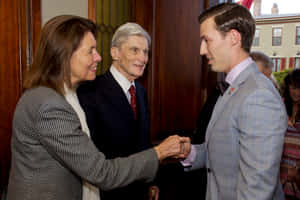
[250,51,273,69]
[111,22,151,48]
[198,3,255,53]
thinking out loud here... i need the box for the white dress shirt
[110,65,135,103]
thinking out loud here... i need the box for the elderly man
[77,23,153,200]
[250,51,280,89]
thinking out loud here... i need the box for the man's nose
[200,42,207,55]
[138,52,147,63]
[95,51,102,62]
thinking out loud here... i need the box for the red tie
[129,85,137,118]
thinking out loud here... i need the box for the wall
[253,23,300,57]
[42,0,88,25]
[252,17,300,69]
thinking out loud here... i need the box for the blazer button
[207,168,211,173]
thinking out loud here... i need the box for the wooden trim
[88,0,96,22]
[18,0,29,90]
[31,0,41,55]
[19,0,41,90]
[289,57,295,68]
[281,58,286,70]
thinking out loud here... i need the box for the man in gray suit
[183,3,287,200]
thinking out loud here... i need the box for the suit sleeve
[185,144,207,171]
[35,97,159,191]
[237,89,287,199]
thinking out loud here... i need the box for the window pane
[273,37,281,46]
[273,28,282,36]
[253,38,259,46]
[296,58,300,68]
[297,27,300,45]
[255,29,260,37]
[297,27,300,35]
[95,0,133,75]
[253,29,260,46]
[297,37,300,45]
[272,59,276,72]
[272,58,281,71]
[276,59,281,71]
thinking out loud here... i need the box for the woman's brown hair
[23,15,97,95]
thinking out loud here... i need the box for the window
[272,58,281,71]
[252,29,260,46]
[296,26,300,45]
[272,28,282,46]
[296,58,300,68]
[93,0,134,74]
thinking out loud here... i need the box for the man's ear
[111,47,119,61]
[229,29,242,46]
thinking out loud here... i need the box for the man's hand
[154,135,191,162]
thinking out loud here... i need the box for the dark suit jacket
[195,85,221,144]
[77,70,151,200]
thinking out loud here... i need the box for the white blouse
[64,85,100,200]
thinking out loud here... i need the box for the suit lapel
[205,63,257,143]
[102,71,136,119]
[135,83,145,120]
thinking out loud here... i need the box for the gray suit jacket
[189,63,287,200]
[7,86,159,200]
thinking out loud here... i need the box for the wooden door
[134,0,214,140]
[0,0,22,191]
[0,0,40,193]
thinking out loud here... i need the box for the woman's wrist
[154,146,163,162]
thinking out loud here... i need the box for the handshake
[153,135,191,162]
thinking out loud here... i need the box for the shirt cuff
[180,145,196,167]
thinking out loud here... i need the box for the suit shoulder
[234,71,282,111]
[95,73,108,82]
[239,67,273,92]
[22,87,64,104]
[14,87,71,121]
[77,74,112,105]
[135,81,147,92]
[86,73,112,89]
[77,75,106,97]
[242,75,284,109]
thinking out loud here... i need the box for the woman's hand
[288,117,295,127]
[154,135,191,162]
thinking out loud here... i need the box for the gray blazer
[7,87,158,200]
[189,63,287,200]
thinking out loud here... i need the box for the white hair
[111,22,151,48]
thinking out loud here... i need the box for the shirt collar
[225,57,253,85]
[110,65,135,93]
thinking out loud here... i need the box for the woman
[6,15,190,200]
[283,69,300,127]
[280,69,300,199]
